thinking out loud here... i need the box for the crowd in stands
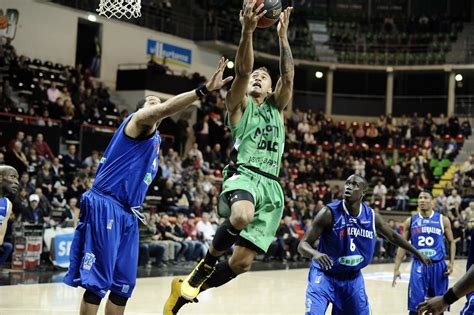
[0,40,122,142]
[0,40,472,269]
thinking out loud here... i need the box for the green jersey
[226,97,285,177]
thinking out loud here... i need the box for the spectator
[139,212,167,268]
[5,141,29,175]
[18,172,35,194]
[173,213,204,261]
[61,145,81,179]
[276,216,299,261]
[372,181,388,208]
[196,212,216,249]
[435,190,448,213]
[47,81,61,103]
[64,197,80,227]
[156,214,183,263]
[22,194,45,224]
[33,133,55,160]
[83,150,100,168]
[7,131,25,151]
[446,189,462,216]
[396,182,409,211]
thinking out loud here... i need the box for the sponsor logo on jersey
[419,248,437,257]
[412,226,442,236]
[338,255,364,266]
[144,173,152,185]
[339,227,374,240]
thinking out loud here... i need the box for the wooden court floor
[0,260,468,314]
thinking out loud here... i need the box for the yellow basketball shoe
[180,259,216,300]
[163,278,185,315]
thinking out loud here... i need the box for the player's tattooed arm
[297,206,334,270]
[375,213,432,266]
[442,216,456,275]
[272,7,294,112]
[226,0,266,115]
[392,217,410,287]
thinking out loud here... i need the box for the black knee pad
[83,290,102,305]
[227,190,254,207]
[109,292,128,306]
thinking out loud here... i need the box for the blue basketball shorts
[408,259,449,312]
[461,292,474,315]
[305,265,371,315]
[63,190,139,298]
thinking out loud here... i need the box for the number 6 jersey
[314,200,377,274]
[410,211,446,262]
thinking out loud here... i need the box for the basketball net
[96,0,141,19]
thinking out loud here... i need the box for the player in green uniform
[163,1,294,314]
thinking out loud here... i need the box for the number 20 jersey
[410,212,446,262]
[313,200,376,274]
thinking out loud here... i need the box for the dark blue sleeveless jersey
[92,115,161,209]
[313,200,376,274]
[0,197,8,225]
[410,211,446,262]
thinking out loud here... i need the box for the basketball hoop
[97,0,141,19]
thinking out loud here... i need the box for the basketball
[0,16,8,29]
[255,0,282,28]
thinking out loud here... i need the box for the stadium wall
[3,0,221,85]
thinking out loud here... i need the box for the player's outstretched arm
[392,218,410,287]
[271,7,294,112]
[297,206,334,270]
[375,213,432,266]
[126,57,232,138]
[443,216,456,275]
[417,265,474,314]
[226,0,266,117]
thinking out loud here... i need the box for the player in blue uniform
[298,174,431,315]
[63,57,232,315]
[0,165,18,267]
[392,190,456,315]
[459,227,474,315]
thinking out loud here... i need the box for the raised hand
[205,57,234,91]
[277,7,293,38]
[240,0,267,33]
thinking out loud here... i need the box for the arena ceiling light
[88,14,97,22]
[315,71,324,79]
[227,61,235,69]
[455,74,463,82]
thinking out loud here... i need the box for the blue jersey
[410,211,446,262]
[0,197,8,225]
[92,115,161,209]
[313,200,376,274]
